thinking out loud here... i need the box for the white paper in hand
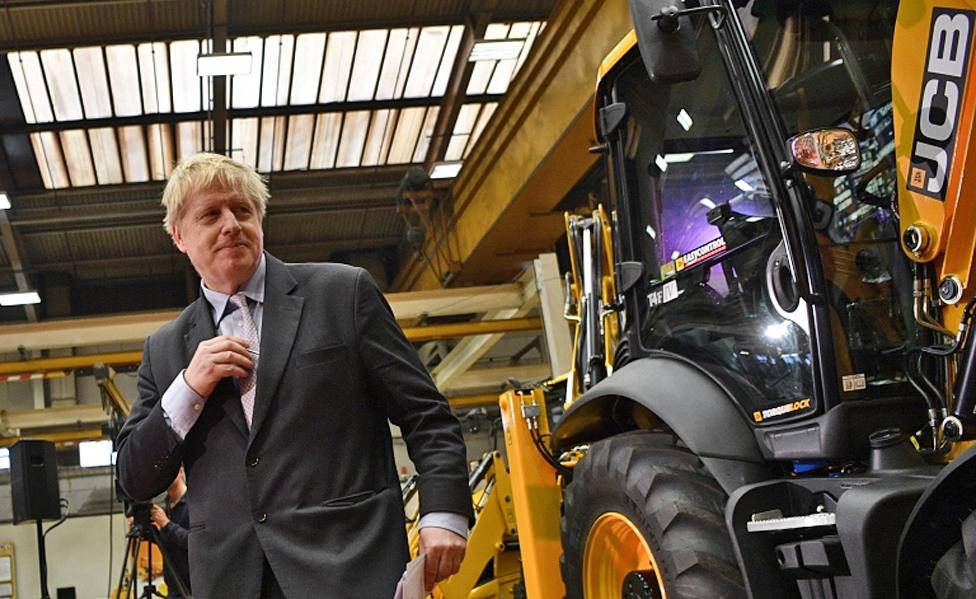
[394,553,426,599]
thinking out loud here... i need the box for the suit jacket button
[255,511,267,523]
[247,455,259,467]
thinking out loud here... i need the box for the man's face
[172,183,264,294]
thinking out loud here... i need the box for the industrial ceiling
[0,0,556,323]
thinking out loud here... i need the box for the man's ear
[171,224,187,254]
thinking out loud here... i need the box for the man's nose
[218,209,242,232]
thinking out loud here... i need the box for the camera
[125,500,154,535]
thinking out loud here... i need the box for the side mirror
[628,0,702,83]
[787,128,861,175]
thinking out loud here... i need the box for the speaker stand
[36,520,50,599]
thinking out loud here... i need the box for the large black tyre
[561,431,745,598]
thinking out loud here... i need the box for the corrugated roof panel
[258,116,286,172]
[137,42,171,114]
[387,106,424,164]
[170,40,202,113]
[261,35,295,107]
[358,206,403,238]
[231,118,260,168]
[8,52,51,123]
[119,125,149,183]
[284,114,315,170]
[375,29,409,101]
[362,110,394,167]
[319,31,356,103]
[347,30,386,102]
[106,45,141,117]
[147,124,175,180]
[465,103,497,158]
[310,112,342,169]
[412,106,439,163]
[40,49,83,121]
[60,129,96,187]
[74,47,113,119]
[404,27,449,98]
[231,36,264,108]
[431,25,464,97]
[336,110,369,168]
[30,132,69,189]
[269,209,364,242]
[88,128,124,185]
[291,33,327,104]
[177,122,203,164]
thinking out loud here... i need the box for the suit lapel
[183,294,249,437]
[249,254,303,443]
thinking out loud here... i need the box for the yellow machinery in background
[422,0,976,598]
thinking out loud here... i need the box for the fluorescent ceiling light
[430,161,463,179]
[699,197,716,210]
[197,52,253,77]
[468,40,522,62]
[664,152,694,163]
[645,225,657,240]
[0,193,9,210]
[676,109,693,131]
[655,154,668,172]
[0,291,41,306]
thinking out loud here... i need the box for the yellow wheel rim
[582,511,667,598]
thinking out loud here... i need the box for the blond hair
[161,153,269,236]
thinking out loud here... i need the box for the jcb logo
[908,9,975,200]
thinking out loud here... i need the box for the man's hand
[419,527,466,592]
[184,335,254,397]
[149,505,170,529]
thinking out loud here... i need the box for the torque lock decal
[752,398,812,423]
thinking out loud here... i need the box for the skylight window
[171,40,203,112]
[319,31,356,103]
[261,35,295,107]
[41,49,84,121]
[291,34,327,105]
[74,47,113,119]
[11,20,544,187]
[347,30,387,102]
[231,36,263,108]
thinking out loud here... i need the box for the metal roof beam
[423,7,492,170]
[0,281,532,352]
[0,1,555,52]
[394,0,631,291]
[0,95,505,136]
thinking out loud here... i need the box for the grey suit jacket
[116,253,472,599]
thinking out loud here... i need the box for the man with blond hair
[117,153,471,598]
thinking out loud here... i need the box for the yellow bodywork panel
[895,0,976,327]
[425,452,522,599]
[500,389,565,598]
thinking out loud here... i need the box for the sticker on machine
[752,398,812,423]
[907,8,976,201]
[675,236,727,271]
[648,280,679,308]
[842,373,866,392]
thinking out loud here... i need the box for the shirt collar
[200,253,266,325]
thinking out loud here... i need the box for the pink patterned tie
[228,293,258,428]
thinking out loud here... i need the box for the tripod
[115,515,190,599]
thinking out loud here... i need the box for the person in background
[150,468,191,598]
[116,153,471,598]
